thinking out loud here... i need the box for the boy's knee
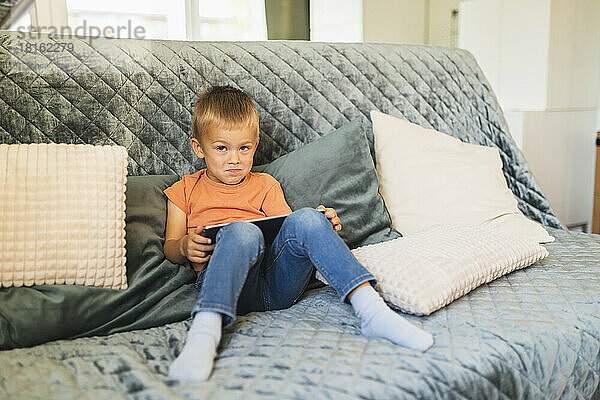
[287,207,329,231]
[218,221,264,249]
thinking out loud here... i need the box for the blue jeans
[192,207,377,327]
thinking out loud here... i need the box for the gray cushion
[254,119,400,248]
[0,175,197,350]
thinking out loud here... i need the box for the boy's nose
[228,152,240,164]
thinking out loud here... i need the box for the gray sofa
[0,31,599,399]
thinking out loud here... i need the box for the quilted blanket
[1,228,599,399]
[0,31,562,229]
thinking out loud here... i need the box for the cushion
[370,110,554,243]
[0,144,128,289]
[253,119,400,248]
[316,224,549,315]
[0,175,198,350]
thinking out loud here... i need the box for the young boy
[163,85,433,381]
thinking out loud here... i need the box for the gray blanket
[2,228,599,399]
[0,31,562,229]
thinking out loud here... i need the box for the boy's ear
[191,138,205,159]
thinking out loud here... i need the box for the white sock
[168,311,222,381]
[350,285,433,351]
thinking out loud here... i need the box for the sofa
[0,31,599,399]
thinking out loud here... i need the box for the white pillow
[370,110,554,243]
[0,144,128,289]
[316,224,548,315]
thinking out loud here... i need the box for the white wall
[360,0,460,46]
[458,0,503,100]
[597,86,600,128]
[459,0,551,111]
[499,0,551,110]
[31,0,68,31]
[458,0,600,230]
[428,0,460,47]
[362,0,426,43]
[597,80,600,128]
[311,0,362,42]
[521,110,597,228]
[541,0,600,229]
[546,0,600,110]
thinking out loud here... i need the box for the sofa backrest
[0,31,562,228]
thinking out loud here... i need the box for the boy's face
[191,125,259,185]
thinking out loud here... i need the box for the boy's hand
[316,205,342,232]
[181,226,216,264]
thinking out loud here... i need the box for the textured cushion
[317,224,549,315]
[253,119,400,248]
[370,110,554,243]
[0,144,128,289]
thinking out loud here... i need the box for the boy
[163,86,433,381]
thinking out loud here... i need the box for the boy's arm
[164,200,190,264]
[164,200,214,265]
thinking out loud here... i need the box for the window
[64,0,266,41]
[4,0,268,41]
[4,0,34,32]
[66,0,185,40]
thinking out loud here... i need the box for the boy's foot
[168,311,222,381]
[349,285,434,351]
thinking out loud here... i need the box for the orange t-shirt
[164,169,292,270]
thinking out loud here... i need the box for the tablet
[200,209,326,248]
[201,214,290,247]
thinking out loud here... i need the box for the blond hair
[192,85,259,141]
